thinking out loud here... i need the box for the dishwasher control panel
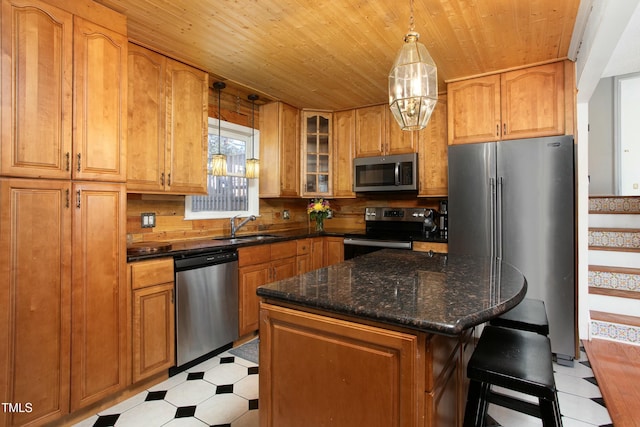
[174,250,238,271]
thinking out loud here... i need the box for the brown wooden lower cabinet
[0,179,128,425]
[323,236,344,266]
[70,183,128,411]
[240,237,345,337]
[238,241,297,336]
[130,258,175,383]
[259,302,472,427]
[0,178,72,427]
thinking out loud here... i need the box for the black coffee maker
[422,209,438,238]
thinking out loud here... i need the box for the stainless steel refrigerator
[448,135,576,363]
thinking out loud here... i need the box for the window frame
[184,118,260,220]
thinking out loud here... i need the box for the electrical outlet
[283,209,290,220]
[141,212,156,228]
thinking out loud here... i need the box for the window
[185,118,260,219]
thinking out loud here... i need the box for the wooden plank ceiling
[96,0,580,111]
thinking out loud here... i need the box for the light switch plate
[141,212,156,228]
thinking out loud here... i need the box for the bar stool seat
[463,325,562,427]
[490,298,550,335]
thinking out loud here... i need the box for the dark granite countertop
[257,249,526,336]
[126,229,354,262]
[127,227,449,263]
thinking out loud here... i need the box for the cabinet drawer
[297,238,311,255]
[239,245,272,267]
[270,241,297,260]
[130,258,174,289]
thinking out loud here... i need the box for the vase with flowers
[307,198,331,232]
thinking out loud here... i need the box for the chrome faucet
[230,214,256,238]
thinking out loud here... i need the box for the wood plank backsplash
[127,193,443,244]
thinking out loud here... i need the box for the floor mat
[229,338,259,364]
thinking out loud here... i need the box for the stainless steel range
[343,207,444,259]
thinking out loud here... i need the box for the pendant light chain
[246,94,260,179]
[409,0,415,32]
[209,81,227,176]
[251,97,255,157]
[217,83,223,154]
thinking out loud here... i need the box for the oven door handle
[344,238,412,249]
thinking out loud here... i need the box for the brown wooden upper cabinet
[332,109,356,198]
[1,3,127,182]
[417,95,448,197]
[447,61,567,145]
[301,111,332,197]
[355,104,416,158]
[259,101,300,197]
[127,43,208,194]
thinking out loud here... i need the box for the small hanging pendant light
[389,0,438,131]
[209,81,227,176]
[245,94,260,179]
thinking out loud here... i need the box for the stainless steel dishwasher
[174,249,239,368]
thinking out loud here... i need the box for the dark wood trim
[590,310,640,328]
[588,246,640,253]
[589,265,640,275]
[589,287,640,300]
[588,227,640,233]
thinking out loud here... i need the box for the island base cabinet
[426,356,460,427]
[260,302,473,427]
[259,302,425,427]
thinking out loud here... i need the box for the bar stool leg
[463,380,483,427]
[539,397,563,427]
[477,382,491,426]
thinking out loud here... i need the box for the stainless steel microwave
[353,153,418,192]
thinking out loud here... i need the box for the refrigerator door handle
[489,177,496,258]
[496,176,504,259]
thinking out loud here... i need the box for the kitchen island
[257,249,527,427]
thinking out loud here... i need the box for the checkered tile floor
[74,350,258,427]
[74,343,611,427]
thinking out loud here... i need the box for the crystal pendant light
[209,82,227,176]
[245,94,260,179]
[388,0,437,131]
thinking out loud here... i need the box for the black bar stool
[490,298,550,336]
[463,325,562,427]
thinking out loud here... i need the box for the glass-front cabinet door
[302,112,332,196]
